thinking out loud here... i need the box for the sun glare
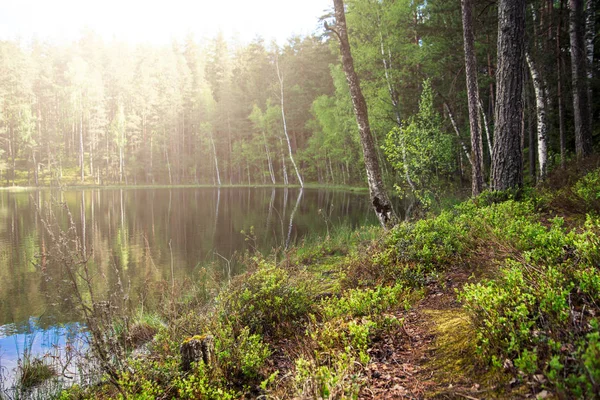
[0,0,331,44]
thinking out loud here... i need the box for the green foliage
[383,80,456,206]
[173,362,238,400]
[293,354,361,399]
[459,212,600,396]
[574,168,600,212]
[320,283,407,320]
[215,259,313,338]
[215,325,271,381]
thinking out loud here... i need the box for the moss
[182,334,207,344]
[423,309,510,397]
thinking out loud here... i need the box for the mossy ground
[57,160,600,399]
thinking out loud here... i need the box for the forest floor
[26,159,600,399]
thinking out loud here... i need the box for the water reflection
[1,188,377,328]
[0,187,381,387]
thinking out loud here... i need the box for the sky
[0,0,333,45]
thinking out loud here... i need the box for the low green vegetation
[53,165,600,399]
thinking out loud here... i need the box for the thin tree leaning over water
[326,0,397,228]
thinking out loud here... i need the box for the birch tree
[525,51,548,181]
[274,54,304,188]
[461,0,485,196]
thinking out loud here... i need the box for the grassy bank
[48,162,600,399]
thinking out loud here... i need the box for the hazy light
[0,0,332,44]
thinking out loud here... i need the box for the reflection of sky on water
[0,319,88,388]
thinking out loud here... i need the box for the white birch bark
[525,51,548,181]
[210,133,221,186]
[275,56,304,188]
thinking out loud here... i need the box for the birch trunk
[79,94,84,183]
[262,130,276,184]
[525,51,548,181]
[275,57,304,188]
[478,100,493,158]
[443,102,473,166]
[329,0,397,228]
[280,137,289,185]
[210,133,221,186]
[461,0,486,196]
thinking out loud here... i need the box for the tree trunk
[80,95,84,184]
[444,102,473,166]
[569,0,593,158]
[275,57,304,188]
[478,100,493,159]
[328,0,397,228]
[585,0,595,119]
[461,0,486,196]
[491,0,526,191]
[557,9,567,168]
[262,130,276,185]
[210,133,221,186]
[280,137,289,185]
[525,51,548,181]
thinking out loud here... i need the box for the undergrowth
[55,166,600,399]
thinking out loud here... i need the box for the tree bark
[569,0,593,158]
[461,0,486,196]
[328,0,397,228]
[491,0,526,191]
[525,51,548,181]
[275,56,304,188]
[210,133,221,186]
[585,0,595,119]
[557,0,567,168]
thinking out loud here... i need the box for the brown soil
[358,267,532,400]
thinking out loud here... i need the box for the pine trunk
[569,0,593,158]
[492,0,526,191]
[330,0,397,228]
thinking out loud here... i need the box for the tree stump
[180,334,215,372]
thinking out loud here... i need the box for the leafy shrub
[320,283,408,320]
[574,168,600,212]
[460,213,600,397]
[294,354,361,399]
[215,325,271,381]
[215,259,313,337]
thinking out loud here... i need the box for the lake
[0,187,378,387]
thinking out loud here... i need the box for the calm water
[0,187,377,385]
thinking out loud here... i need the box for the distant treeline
[0,0,598,189]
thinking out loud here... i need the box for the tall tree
[492,0,526,191]
[525,50,548,182]
[327,0,397,228]
[569,0,593,158]
[461,0,485,196]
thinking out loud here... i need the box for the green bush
[460,212,600,397]
[215,259,313,337]
[320,283,408,320]
[574,168,600,212]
